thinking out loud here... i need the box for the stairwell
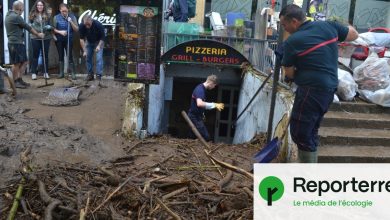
[318,101,390,162]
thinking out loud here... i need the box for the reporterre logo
[259,176,284,206]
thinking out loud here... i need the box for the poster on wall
[115,2,162,84]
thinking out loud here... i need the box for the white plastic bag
[337,69,357,101]
[353,53,390,91]
[359,86,390,107]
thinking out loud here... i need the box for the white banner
[254,164,390,220]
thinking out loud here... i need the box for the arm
[18,16,43,38]
[283,66,295,79]
[95,23,105,52]
[196,98,214,109]
[69,16,79,32]
[80,38,87,56]
[196,98,224,111]
[345,26,358,42]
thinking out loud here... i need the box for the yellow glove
[215,103,224,111]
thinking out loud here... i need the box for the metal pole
[266,0,287,143]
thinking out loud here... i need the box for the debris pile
[1,135,267,219]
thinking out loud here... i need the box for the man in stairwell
[187,75,224,141]
[279,4,358,162]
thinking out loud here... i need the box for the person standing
[29,0,53,80]
[279,4,358,162]
[187,75,224,141]
[5,0,44,89]
[79,15,105,81]
[53,3,78,79]
[172,0,189,22]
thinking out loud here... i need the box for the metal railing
[162,32,278,73]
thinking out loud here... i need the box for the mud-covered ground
[0,77,264,219]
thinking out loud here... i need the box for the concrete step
[329,101,390,114]
[319,127,390,147]
[318,145,390,163]
[322,111,390,129]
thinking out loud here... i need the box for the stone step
[329,101,390,114]
[319,127,390,147]
[322,111,390,129]
[318,145,390,163]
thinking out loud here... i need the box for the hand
[215,103,224,111]
[83,51,87,57]
[67,16,72,22]
[37,33,45,38]
[43,25,53,31]
[95,46,100,52]
[59,30,67,36]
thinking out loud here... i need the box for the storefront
[159,40,249,143]
[2,0,119,75]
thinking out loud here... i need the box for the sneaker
[43,73,50,79]
[15,79,27,89]
[84,74,94,81]
[32,73,37,80]
[96,75,102,81]
[18,78,30,87]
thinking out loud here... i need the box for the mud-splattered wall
[327,0,350,22]
[353,0,390,30]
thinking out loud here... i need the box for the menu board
[115,4,161,83]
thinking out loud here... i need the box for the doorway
[214,86,239,143]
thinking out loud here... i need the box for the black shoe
[18,78,30,87]
[96,75,102,81]
[15,80,27,89]
[84,74,94,81]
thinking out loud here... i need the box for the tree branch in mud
[204,150,254,180]
[155,197,182,220]
[38,180,62,220]
[92,175,134,213]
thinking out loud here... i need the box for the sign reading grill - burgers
[161,40,249,67]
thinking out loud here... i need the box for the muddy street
[0,78,262,219]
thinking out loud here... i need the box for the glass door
[214,86,239,143]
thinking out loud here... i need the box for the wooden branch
[92,175,133,213]
[38,180,62,220]
[162,187,188,200]
[181,111,223,177]
[155,197,181,220]
[218,168,233,192]
[204,150,253,180]
[79,192,90,220]
[181,111,210,149]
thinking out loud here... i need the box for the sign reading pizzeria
[161,40,249,67]
[114,0,162,84]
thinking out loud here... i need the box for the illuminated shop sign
[78,10,116,26]
[161,40,249,67]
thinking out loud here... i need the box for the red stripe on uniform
[297,37,338,57]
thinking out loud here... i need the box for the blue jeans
[290,86,335,152]
[86,42,103,77]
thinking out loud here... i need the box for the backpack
[174,0,196,18]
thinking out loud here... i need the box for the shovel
[253,114,290,163]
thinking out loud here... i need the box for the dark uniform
[188,83,210,141]
[282,20,348,152]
